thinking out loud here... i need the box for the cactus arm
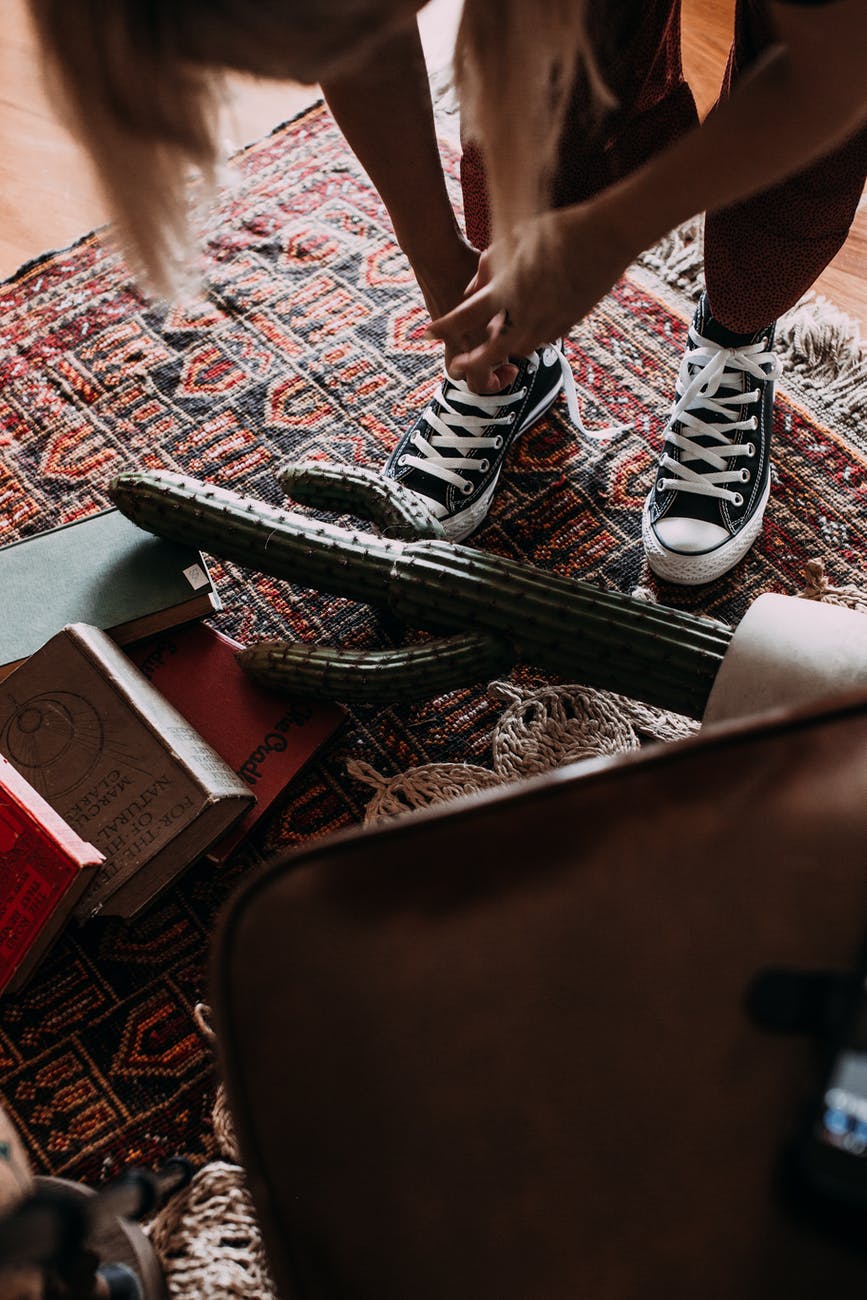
[277,462,445,540]
[108,469,400,608]
[238,633,514,704]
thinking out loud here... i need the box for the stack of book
[127,623,345,863]
[0,512,345,990]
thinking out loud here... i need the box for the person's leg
[389,0,697,542]
[322,23,477,333]
[463,0,699,249]
[705,0,867,332]
[643,0,867,586]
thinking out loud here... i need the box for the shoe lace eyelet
[508,412,517,423]
[739,468,750,483]
[398,455,408,466]
[750,417,758,430]
[732,492,744,507]
[461,481,474,496]
[656,479,666,493]
[493,435,504,449]
[478,459,490,473]
[746,442,756,458]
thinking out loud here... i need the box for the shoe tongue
[448,389,491,416]
[688,299,759,412]
[702,317,760,348]
[442,380,510,422]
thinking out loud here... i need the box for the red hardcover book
[128,625,345,860]
[0,753,104,994]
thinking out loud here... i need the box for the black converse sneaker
[384,343,578,541]
[642,293,781,585]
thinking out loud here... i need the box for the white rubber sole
[441,473,503,541]
[641,472,772,586]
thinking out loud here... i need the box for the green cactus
[108,467,733,717]
[240,634,514,704]
[276,461,445,540]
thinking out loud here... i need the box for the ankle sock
[700,294,770,348]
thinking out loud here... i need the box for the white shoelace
[399,375,526,493]
[399,344,624,498]
[657,325,781,505]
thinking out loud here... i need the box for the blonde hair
[27,0,608,293]
[27,0,230,292]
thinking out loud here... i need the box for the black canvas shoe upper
[645,292,779,558]
[384,345,570,532]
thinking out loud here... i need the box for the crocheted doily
[350,678,699,824]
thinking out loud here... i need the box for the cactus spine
[108,467,733,717]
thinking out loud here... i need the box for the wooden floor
[0,0,863,326]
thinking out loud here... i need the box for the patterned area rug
[0,101,865,1185]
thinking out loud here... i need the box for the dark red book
[128,625,345,860]
[0,753,104,993]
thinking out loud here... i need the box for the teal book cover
[0,509,221,680]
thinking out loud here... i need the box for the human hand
[411,242,518,395]
[427,205,636,393]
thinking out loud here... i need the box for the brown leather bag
[212,692,867,1299]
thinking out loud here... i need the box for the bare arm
[321,21,477,321]
[432,0,867,389]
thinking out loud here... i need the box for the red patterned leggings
[460,0,867,332]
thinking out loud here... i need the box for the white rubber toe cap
[642,473,771,586]
[651,517,729,554]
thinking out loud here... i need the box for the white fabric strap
[553,346,629,443]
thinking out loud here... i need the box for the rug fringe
[775,293,867,432]
[635,215,706,303]
[800,557,867,614]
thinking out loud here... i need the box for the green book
[0,509,221,682]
